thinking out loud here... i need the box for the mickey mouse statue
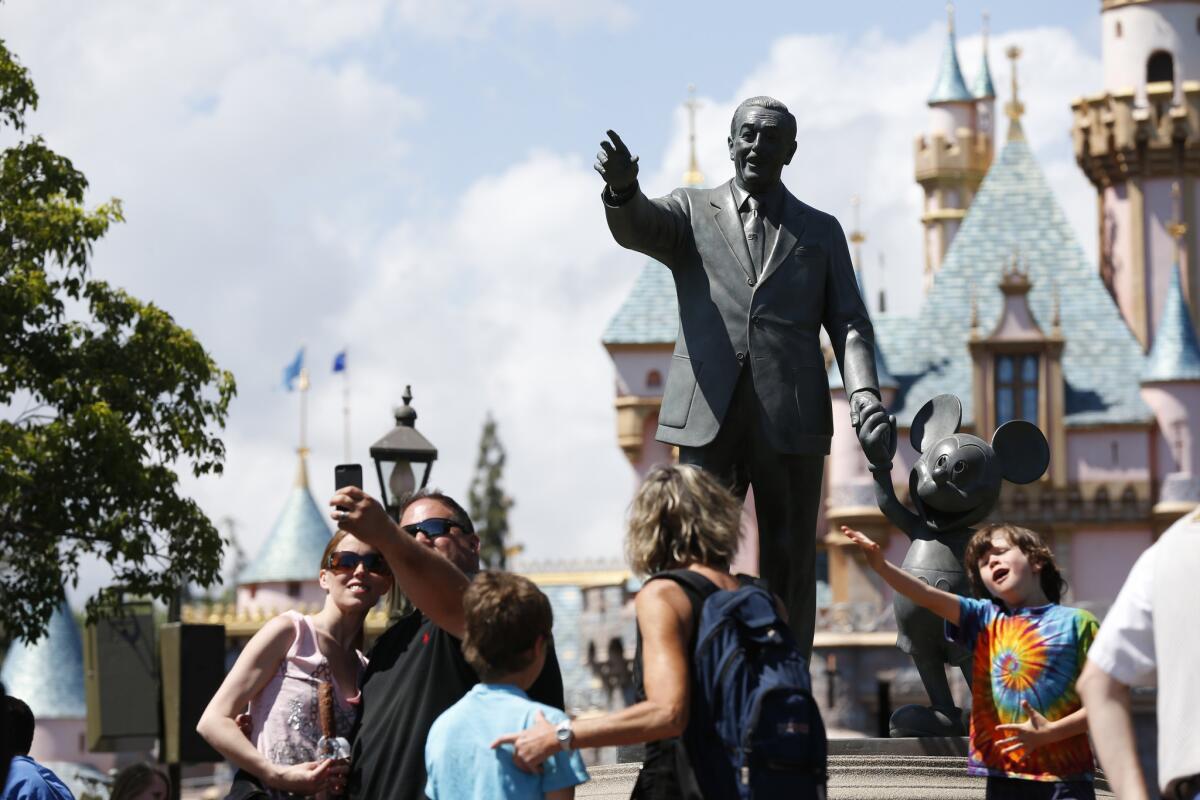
[855,393,1049,737]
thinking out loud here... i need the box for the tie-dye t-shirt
[948,598,1099,781]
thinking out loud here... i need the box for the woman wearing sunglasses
[198,530,393,799]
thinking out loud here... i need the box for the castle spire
[972,11,997,100]
[1005,45,1026,141]
[682,85,704,188]
[929,2,972,105]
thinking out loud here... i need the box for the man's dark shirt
[349,611,564,800]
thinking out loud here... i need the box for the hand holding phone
[334,464,363,513]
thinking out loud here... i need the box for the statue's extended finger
[607,129,631,156]
[600,140,616,157]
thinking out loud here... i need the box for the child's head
[462,571,553,684]
[965,523,1067,607]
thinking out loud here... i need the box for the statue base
[577,739,1113,799]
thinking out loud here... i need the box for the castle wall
[1069,528,1152,608]
[30,718,118,772]
[1102,1,1200,102]
[1141,383,1200,476]
[609,348,672,397]
[1067,429,1151,484]
[237,582,326,616]
[927,105,972,139]
[1145,177,1181,337]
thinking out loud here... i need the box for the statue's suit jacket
[605,179,880,456]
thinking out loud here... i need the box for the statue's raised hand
[595,129,639,194]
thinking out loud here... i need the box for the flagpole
[342,348,351,464]
[298,367,311,459]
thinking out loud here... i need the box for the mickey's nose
[931,463,949,483]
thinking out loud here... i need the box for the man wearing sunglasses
[328,486,564,800]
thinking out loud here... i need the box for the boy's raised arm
[841,526,961,626]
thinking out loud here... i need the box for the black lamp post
[369,385,438,521]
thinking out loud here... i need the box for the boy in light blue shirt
[425,572,588,799]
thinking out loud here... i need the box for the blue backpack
[661,571,828,800]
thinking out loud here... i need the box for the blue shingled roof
[1,599,86,719]
[603,260,678,345]
[929,25,973,104]
[239,460,332,584]
[877,136,1150,428]
[1142,263,1200,383]
[972,44,996,99]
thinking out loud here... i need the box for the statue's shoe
[888,704,967,738]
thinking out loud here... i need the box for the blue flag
[332,349,347,373]
[283,348,304,391]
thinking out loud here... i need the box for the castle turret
[236,452,333,615]
[1140,256,1200,527]
[1071,0,1200,350]
[971,12,998,136]
[916,3,995,288]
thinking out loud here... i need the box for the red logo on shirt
[422,632,430,645]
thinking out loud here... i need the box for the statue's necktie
[744,196,764,278]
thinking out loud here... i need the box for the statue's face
[727,107,797,193]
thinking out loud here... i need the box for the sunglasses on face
[326,551,390,576]
[401,517,467,540]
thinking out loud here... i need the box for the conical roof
[929,22,973,104]
[876,135,1149,427]
[239,456,332,584]
[602,261,679,345]
[972,41,996,99]
[1142,263,1200,383]
[0,599,86,719]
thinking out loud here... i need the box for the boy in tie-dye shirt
[843,523,1098,800]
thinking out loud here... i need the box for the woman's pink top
[249,611,365,777]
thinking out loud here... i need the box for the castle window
[1115,20,1122,38]
[1147,50,1174,84]
[646,369,662,389]
[287,581,301,598]
[995,354,1038,426]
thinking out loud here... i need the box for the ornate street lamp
[369,386,438,520]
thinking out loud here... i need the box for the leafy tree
[467,413,514,569]
[0,39,235,642]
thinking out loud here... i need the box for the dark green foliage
[0,38,235,643]
[467,414,513,570]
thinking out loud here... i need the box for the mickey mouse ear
[991,420,1050,484]
[910,394,962,453]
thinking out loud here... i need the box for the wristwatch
[554,719,574,751]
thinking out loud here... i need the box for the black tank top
[630,569,717,800]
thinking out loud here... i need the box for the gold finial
[947,1,955,33]
[1168,181,1187,247]
[682,85,704,188]
[982,10,989,44]
[1005,45,1025,140]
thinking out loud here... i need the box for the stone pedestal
[577,738,1113,799]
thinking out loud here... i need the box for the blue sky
[0,1,1109,604]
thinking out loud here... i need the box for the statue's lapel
[758,189,804,286]
[710,182,755,283]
